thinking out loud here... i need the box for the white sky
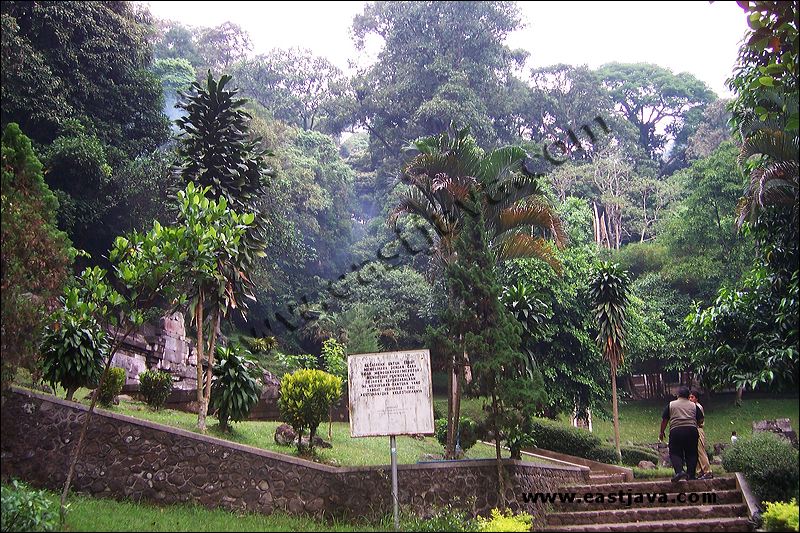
[140,0,747,97]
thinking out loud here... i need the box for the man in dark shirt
[659,386,703,482]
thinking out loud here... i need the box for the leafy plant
[723,432,799,504]
[435,417,479,453]
[1,479,59,532]
[97,367,126,407]
[475,508,533,532]
[278,369,342,453]
[138,370,173,411]
[210,343,263,431]
[763,499,799,532]
[321,338,347,380]
[528,417,603,458]
[400,504,476,532]
[39,298,107,401]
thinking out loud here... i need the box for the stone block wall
[1,388,587,521]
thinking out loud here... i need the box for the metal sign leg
[391,435,399,531]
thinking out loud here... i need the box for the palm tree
[389,125,566,458]
[588,261,630,463]
[735,94,799,229]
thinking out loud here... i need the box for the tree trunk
[60,326,136,523]
[196,289,206,432]
[611,365,621,463]
[735,386,744,406]
[445,353,459,459]
[491,392,506,510]
[65,386,77,402]
[200,309,220,431]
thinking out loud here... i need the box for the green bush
[210,344,263,430]
[723,432,799,504]
[400,504,476,532]
[475,508,533,532]
[1,479,58,532]
[97,367,126,407]
[138,369,172,410]
[763,499,799,532]
[528,417,603,458]
[435,417,479,453]
[278,368,342,453]
[40,311,107,401]
[321,338,347,380]
[586,445,618,464]
[620,445,659,466]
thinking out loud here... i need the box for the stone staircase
[544,476,753,532]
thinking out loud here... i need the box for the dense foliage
[1,123,73,386]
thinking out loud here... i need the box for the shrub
[1,479,58,532]
[435,417,479,453]
[210,344,263,431]
[321,338,347,380]
[475,508,533,532]
[588,445,620,464]
[400,504,476,532]
[138,369,172,410]
[278,369,342,453]
[528,417,603,458]
[723,432,799,504]
[620,445,660,466]
[97,367,126,407]
[245,336,277,353]
[40,310,106,401]
[763,499,799,532]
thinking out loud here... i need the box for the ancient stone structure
[1,388,587,521]
[753,418,798,445]
[110,312,197,394]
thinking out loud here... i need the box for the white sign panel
[348,349,434,438]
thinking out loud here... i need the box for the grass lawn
[435,392,799,447]
[32,385,545,467]
[591,394,800,446]
[35,488,386,531]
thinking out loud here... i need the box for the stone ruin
[111,312,198,400]
[753,418,798,446]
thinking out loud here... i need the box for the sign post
[348,349,434,532]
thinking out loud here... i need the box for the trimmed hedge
[528,417,604,458]
[723,432,799,504]
[620,445,660,466]
[138,369,172,410]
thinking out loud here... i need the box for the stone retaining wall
[1,388,587,521]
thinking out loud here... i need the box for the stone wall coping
[9,386,587,477]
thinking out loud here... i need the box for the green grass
[39,488,386,531]
[591,395,799,446]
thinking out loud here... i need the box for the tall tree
[1,124,73,387]
[232,49,346,132]
[174,72,272,430]
[588,261,630,462]
[349,2,528,172]
[437,206,543,507]
[390,126,565,458]
[597,63,715,164]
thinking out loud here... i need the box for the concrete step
[590,473,629,484]
[546,504,748,526]
[562,476,736,494]
[551,489,741,512]
[546,517,752,532]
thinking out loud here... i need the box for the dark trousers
[668,426,699,479]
